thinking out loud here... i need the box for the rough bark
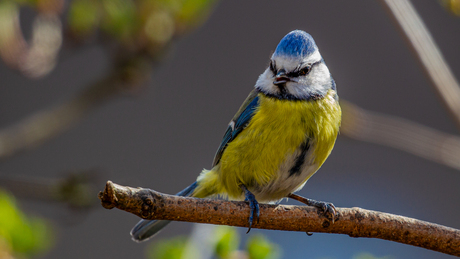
[99,181,460,257]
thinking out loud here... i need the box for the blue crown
[273,30,318,58]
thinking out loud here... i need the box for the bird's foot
[241,185,259,233]
[288,193,337,223]
[306,199,337,223]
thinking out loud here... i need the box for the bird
[131,30,342,242]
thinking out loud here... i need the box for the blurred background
[1,0,460,258]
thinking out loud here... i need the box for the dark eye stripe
[298,66,311,76]
[269,61,277,74]
[288,60,321,77]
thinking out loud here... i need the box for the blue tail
[130,182,198,242]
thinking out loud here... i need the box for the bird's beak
[273,69,290,85]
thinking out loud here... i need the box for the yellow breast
[217,90,341,199]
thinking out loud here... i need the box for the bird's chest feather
[219,91,341,200]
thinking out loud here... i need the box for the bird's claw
[242,185,259,233]
[287,193,338,223]
[320,202,337,223]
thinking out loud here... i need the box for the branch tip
[98,180,117,209]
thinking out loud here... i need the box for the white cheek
[255,69,276,92]
[308,63,330,85]
[303,64,330,90]
[286,63,330,98]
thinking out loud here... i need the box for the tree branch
[0,57,150,159]
[381,0,460,129]
[99,181,460,257]
[341,100,460,171]
[0,170,102,209]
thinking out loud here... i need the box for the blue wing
[212,90,260,167]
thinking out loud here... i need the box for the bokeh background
[1,0,460,258]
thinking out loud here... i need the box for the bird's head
[255,30,335,100]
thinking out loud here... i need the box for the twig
[0,57,150,159]
[0,170,101,209]
[382,0,460,128]
[99,181,460,257]
[341,100,460,170]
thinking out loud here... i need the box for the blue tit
[131,30,341,242]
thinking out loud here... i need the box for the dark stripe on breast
[256,87,325,101]
[289,138,311,176]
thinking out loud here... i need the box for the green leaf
[246,234,280,259]
[68,0,100,36]
[0,189,53,256]
[147,236,188,259]
[214,226,239,259]
[101,0,138,41]
[175,0,217,24]
[154,0,217,31]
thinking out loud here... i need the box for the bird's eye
[298,66,311,76]
[269,61,276,74]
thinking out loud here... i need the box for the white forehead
[271,49,322,71]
